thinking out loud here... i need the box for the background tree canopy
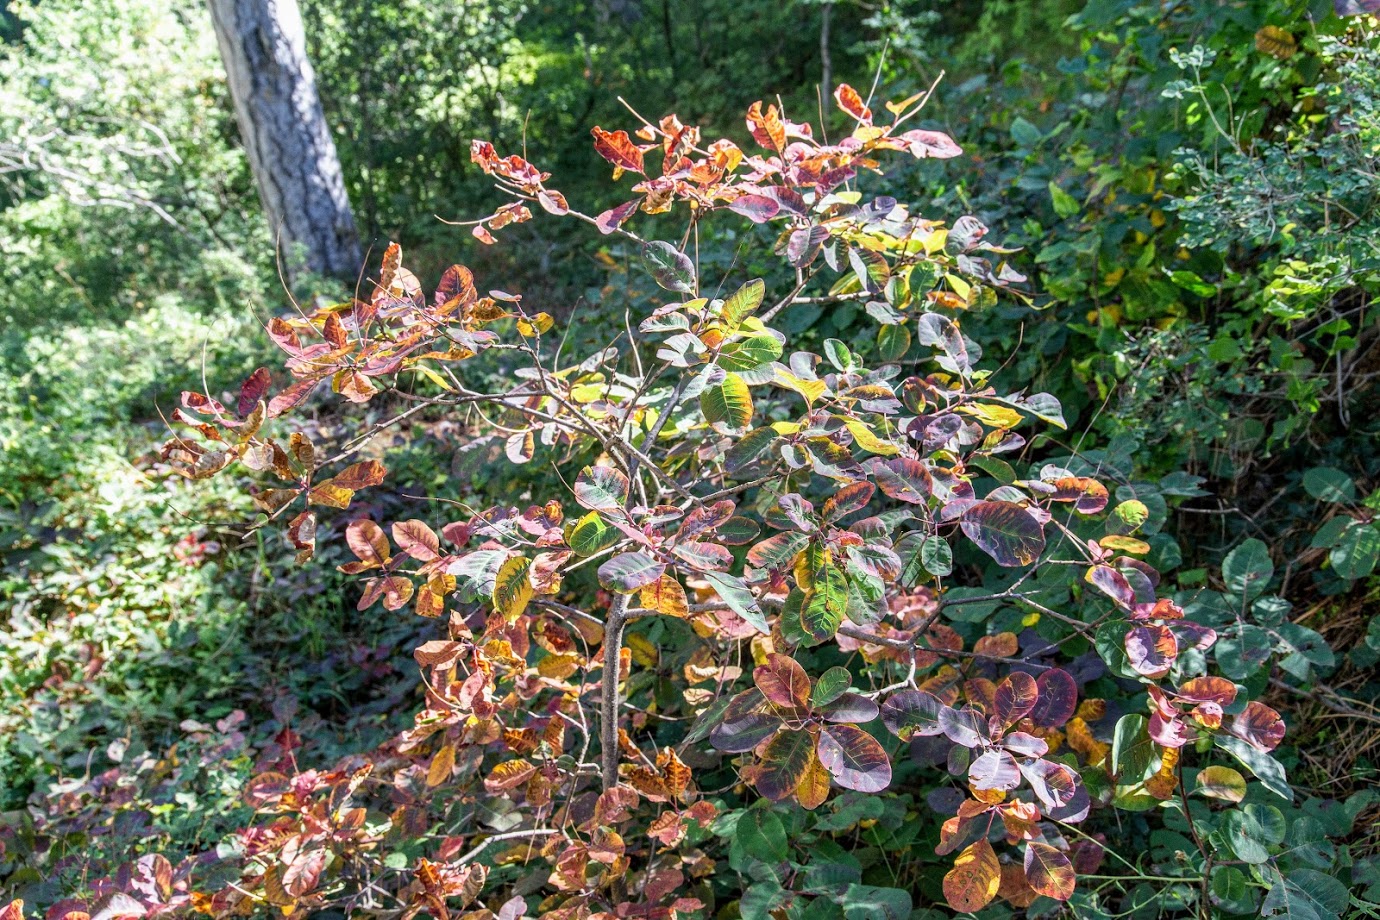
[1,0,1378,918]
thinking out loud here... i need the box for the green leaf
[1049,181,1080,218]
[812,666,853,708]
[701,373,754,429]
[823,338,853,372]
[642,241,695,293]
[597,551,666,593]
[1331,522,1379,580]
[574,465,630,512]
[920,536,953,577]
[703,571,768,633]
[849,247,890,294]
[1111,713,1156,784]
[568,511,618,556]
[726,426,778,474]
[719,333,783,372]
[735,805,788,864]
[876,323,910,362]
[740,881,787,920]
[841,885,911,920]
[1223,538,1273,601]
[1216,735,1293,801]
[802,564,848,642]
[1195,765,1246,802]
[722,278,765,326]
[1303,467,1355,503]
[1221,804,1286,864]
[1260,869,1349,920]
[1011,116,1042,147]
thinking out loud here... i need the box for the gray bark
[208,0,360,282]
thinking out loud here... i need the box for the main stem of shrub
[600,592,631,790]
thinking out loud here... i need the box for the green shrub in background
[0,0,272,330]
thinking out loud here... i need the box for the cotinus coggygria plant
[124,84,1291,919]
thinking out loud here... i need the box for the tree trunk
[208,0,360,282]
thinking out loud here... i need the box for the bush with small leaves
[15,87,1309,920]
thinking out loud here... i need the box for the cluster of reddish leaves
[88,89,1292,920]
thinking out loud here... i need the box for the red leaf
[1024,842,1076,901]
[871,457,932,504]
[969,749,1021,791]
[393,520,440,562]
[345,519,390,568]
[1050,476,1109,513]
[993,671,1038,728]
[834,83,873,124]
[746,101,786,151]
[1231,700,1285,751]
[961,501,1046,567]
[596,199,641,234]
[435,264,477,311]
[283,845,327,897]
[899,128,963,159]
[538,189,570,215]
[822,481,875,522]
[287,510,317,564]
[1176,676,1237,706]
[709,689,781,753]
[754,729,815,801]
[754,654,811,713]
[1086,564,1135,608]
[331,460,387,490]
[726,194,780,223]
[268,375,323,418]
[591,127,646,174]
[880,689,947,740]
[238,367,270,418]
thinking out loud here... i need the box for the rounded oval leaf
[1024,842,1075,901]
[943,839,1000,913]
[961,501,1046,567]
[881,690,947,740]
[816,724,891,793]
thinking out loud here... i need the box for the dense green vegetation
[1,0,1377,917]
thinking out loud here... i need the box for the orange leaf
[943,838,1000,912]
[591,127,646,175]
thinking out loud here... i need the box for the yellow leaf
[427,742,455,787]
[640,574,689,618]
[537,653,582,680]
[775,368,826,405]
[958,403,1024,429]
[842,418,900,456]
[1100,535,1150,554]
[493,555,534,622]
[626,632,659,667]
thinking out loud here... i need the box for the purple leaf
[960,501,1045,567]
[816,724,892,793]
[882,690,948,740]
[969,750,1021,791]
[1029,669,1078,729]
[819,692,880,724]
